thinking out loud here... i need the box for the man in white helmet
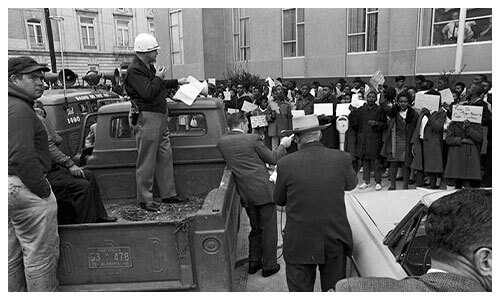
[124,33,188,212]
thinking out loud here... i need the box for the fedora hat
[281,114,330,135]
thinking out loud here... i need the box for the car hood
[348,189,430,237]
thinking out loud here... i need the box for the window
[116,19,130,47]
[348,8,378,53]
[170,9,184,65]
[282,8,304,57]
[148,19,155,37]
[80,16,97,49]
[26,19,44,47]
[111,116,133,140]
[168,113,207,137]
[419,8,492,46]
[232,8,250,61]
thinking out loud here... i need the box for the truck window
[169,113,207,137]
[110,116,133,139]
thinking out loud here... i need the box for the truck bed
[104,195,205,222]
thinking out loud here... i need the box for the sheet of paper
[208,78,216,85]
[336,103,351,116]
[414,93,440,112]
[314,103,334,116]
[173,84,201,106]
[186,75,203,90]
[291,110,305,118]
[440,88,454,105]
[369,70,385,88]
[451,105,483,124]
[223,91,231,101]
[241,101,258,112]
[250,115,268,128]
[227,108,239,114]
[350,97,366,108]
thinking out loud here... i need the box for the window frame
[347,8,379,53]
[418,8,493,48]
[232,8,250,62]
[115,18,131,48]
[26,18,44,48]
[282,8,305,58]
[169,9,184,65]
[168,112,208,137]
[79,15,97,49]
[148,18,155,37]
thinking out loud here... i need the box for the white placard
[336,103,351,116]
[250,115,269,128]
[241,101,258,112]
[291,110,305,118]
[351,93,359,102]
[314,103,334,116]
[451,105,483,124]
[223,91,231,101]
[351,97,366,108]
[227,108,239,114]
[414,93,440,112]
[369,70,385,88]
[440,88,454,105]
[208,78,216,85]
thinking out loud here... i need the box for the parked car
[344,188,461,279]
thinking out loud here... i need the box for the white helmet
[134,33,161,53]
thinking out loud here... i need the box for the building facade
[8,8,155,80]
[154,8,492,86]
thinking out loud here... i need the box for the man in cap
[274,115,358,291]
[8,56,59,291]
[124,33,188,212]
[336,188,492,292]
[217,113,294,278]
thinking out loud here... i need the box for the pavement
[235,169,447,292]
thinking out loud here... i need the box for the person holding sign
[380,92,419,190]
[217,113,294,278]
[250,96,276,149]
[315,84,340,149]
[444,118,483,189]
[295,84,315,115]
[350,90,387,191]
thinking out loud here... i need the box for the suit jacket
[335,272,487,292]
[274,141,358,264]
[217,131,287,206]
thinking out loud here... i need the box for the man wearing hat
[124,33,188,212]
[274,114,358,291]
[8,56,59,291]
[217,113,294,278]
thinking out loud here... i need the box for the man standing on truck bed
[217,113,294,278]
[8,56,59,291]
[124,33,188,212]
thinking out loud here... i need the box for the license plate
[88,247,133,269]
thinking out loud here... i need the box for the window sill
[417,40,492,50]
[347,51,378,55]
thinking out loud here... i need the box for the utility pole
[44,8,57,73]
[454,8,467,73]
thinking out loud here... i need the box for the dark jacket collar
[8,81,36,106]
[300,141,324,150]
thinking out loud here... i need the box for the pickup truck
[52,97,243,291]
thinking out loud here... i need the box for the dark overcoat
[410,110,446,172]
[380,106,418,166]
[351,104,387,160]
[444,121,483,180]
[274,142,358,264]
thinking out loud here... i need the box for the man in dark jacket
[124,33,187,212]
[295,84,315,115]
[336,189,491,292]
[315,84,340,149]
[274,115,358,291]
[217,113,293,278]
[8,56,59,291]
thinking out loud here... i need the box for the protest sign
[208,78,216,85]
[414,93,440,112]
[291,110,305,118]
[369,70,385,88]
[227,108,239,114]
[440,88,454,105]
[241,101,258,112]
[223,91,231,101]
[314,103,334,116]
[336,103,351,116]
[451,105,483,124]
[250,115,268,128]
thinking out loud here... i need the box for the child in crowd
[250,96,276,149]
[380,92,418,190]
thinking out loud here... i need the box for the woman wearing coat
[444,119,483,188]
[380,92,418,190]
[267,85,292,150]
